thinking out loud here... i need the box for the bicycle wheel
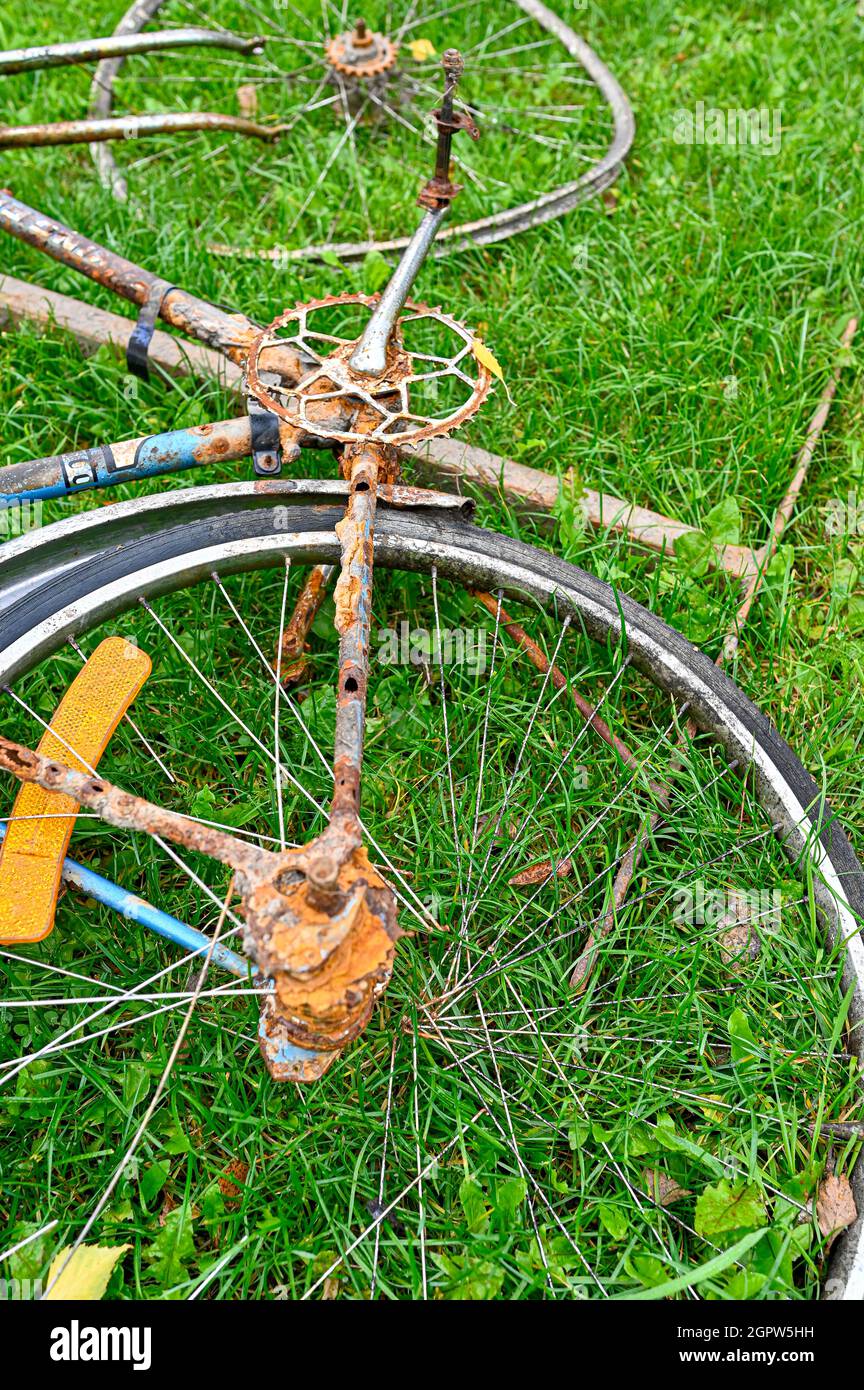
[0,0,632,259]
[0,482,861,1301]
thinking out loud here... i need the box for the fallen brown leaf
[509,856,572,887]
[643,1167,691,1207]
[718,916,761,968]
[218,1157,250,1208]
[816,1172,858,1247]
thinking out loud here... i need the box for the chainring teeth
[325,30,399,80]
[246,293,491,446]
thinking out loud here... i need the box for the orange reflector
[0,637,151,942]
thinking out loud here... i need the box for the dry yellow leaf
[44,1243,130,1301]
[699,1093,727,1124]
[408,38,436,62]
[471,337,515,404]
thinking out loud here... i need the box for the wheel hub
[325,18,398,81]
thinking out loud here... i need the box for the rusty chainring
[244,291,492,446]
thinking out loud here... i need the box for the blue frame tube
[0,417,254,506]
[0,821,250,977]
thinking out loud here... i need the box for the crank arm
[0,735,275,884]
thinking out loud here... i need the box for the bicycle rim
[0,484,861,1300]
[72,0,633,257]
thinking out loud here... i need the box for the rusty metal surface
[325,20,397,80]
[300,439,387,897]
[209,2,635,265]
[277,563,334,688]
[0,735,266,878]
[0,272,754,578]
[0,733,401,1080]
[0,112,281,150]
[0,28,265,76]
[0,194,294,370]
[417,49,479,211]
[246,293,491,446]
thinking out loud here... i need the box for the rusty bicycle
[0,44,862,1303]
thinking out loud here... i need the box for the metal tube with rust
[0,417,257,504]
[348,207,449,377]
[277,563,335,687]
[0,735,270,881]
[349,48,472,379]
[0,112,281,150]
[0,28,265,75]
[301,442,390,894]
[0,193,303,372]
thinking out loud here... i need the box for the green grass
[0,0,863,1301]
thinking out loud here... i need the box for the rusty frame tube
[0,112,281,150]
[0,417,257,504]
[0,735,272,881]
[0,28,265,76]
[0,192,306,372]
[0,270,759,579]
[300,443,386,893]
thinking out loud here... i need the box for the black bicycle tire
[0,488,861,1297]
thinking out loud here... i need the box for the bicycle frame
[0,50,488,1082]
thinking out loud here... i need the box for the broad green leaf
[361,249,391,293]
[123,1063,152,1109]
[144,1205,195,1285]
[625,1253,669,1288]
[598,1202,629,1241]
[766,542,794,582]
[831,558,858,605]
[704,496,741,546]
[44,1244,130,1301]
[846,594,864,635]
[728,1007,758,1066]
[495,1176,527,1218]
[568,1117,590,1150]
[724,1268,768,1299]
[7,1222,52,1282]
[695,1179,767,1238]
[674,529,713,578]
[459,1176,490,1233]
[651,1112,723,1174]
[620,1228,768,1300]
[433,1252,505,1299]
[140,1159,170,1207]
